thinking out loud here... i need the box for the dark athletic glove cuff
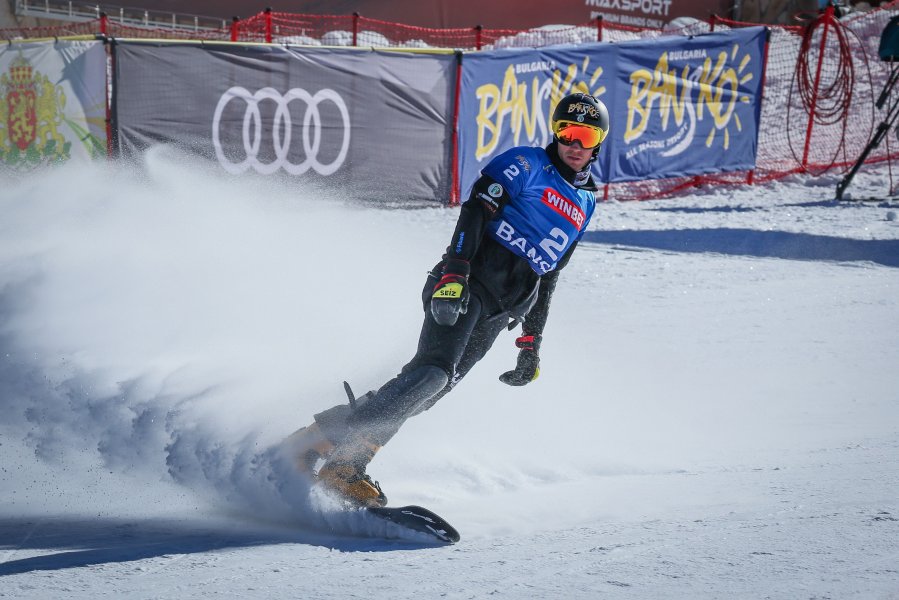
[443,258,470,277]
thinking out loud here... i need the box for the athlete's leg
[313,291,487,506]
[409,308,510,417]
[347,292,486,443]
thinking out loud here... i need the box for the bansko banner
[114,42,456,204]
[458,26,767,194]
[460,44,618,186]
[0,40,107,170]
[610,26,767,183]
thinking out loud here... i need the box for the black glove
[499,333,541,386]
[430,259,470,326]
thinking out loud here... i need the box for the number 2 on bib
[539,227,568,261]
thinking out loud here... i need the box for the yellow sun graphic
[704,43,753,150]
[549,56,606,121]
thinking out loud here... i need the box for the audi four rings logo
[212,86,351,176]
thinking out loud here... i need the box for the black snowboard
[366,504,460,543]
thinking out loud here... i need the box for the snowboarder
[287,92,610,508]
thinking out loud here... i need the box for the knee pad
[348,365,449,442]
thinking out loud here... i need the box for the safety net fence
[3,3,899,200]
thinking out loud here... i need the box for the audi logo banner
[113,43,456,204]
[211,86,352,177]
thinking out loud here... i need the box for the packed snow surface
[1,149,898,598]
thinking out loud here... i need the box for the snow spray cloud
[0,148,434,520]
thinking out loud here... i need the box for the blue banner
[458,26,767,193]
[459,44,616,193]
[610,27,767,183]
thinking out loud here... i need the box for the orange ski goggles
[552,121,607,149]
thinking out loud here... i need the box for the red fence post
[801,4,835,170]
[230,16,239,42]
[709,14,716,32]
[352,12,359,46]
[264,7,272,43]
[596,16,603,42]
[450,51,463,206]
[475,24,482,51]
[99,12,108,36]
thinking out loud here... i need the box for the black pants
[346,274,510,443]
[407,275,510,411]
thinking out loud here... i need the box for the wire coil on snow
[787,6,875,175]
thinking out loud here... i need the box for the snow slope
[1,149,898,598]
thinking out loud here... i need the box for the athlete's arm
[523,240,576,336]
[444,174,512,263]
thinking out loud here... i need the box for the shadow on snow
[582,228,899,268]
[0,515,441,575]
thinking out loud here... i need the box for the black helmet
[551,93,610,149]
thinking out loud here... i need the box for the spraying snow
[1,149,898,597]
